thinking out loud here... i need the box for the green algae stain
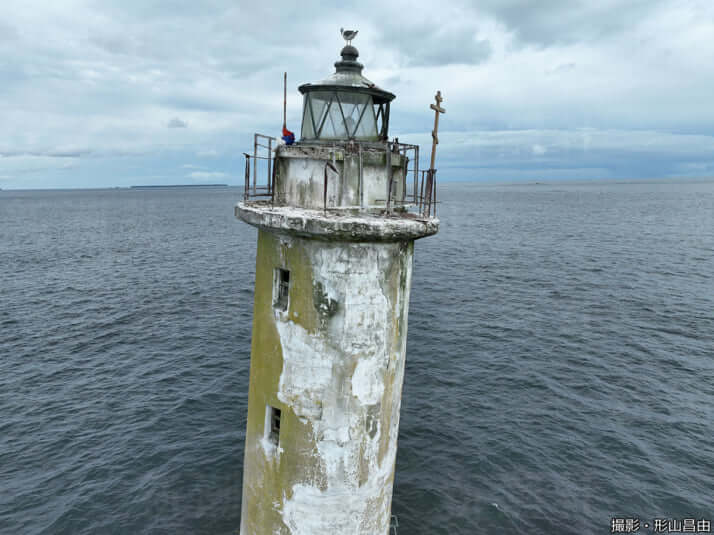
[242,230,330,534]
[242,233,416,533]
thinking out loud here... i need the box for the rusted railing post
[432,169,436,217]
[244,153,250,200]
[324,164,328,214]
[267,137,273,193]
[252,134,257,196]
[398,144,405,206]
[323,160,337,214]
[385,142,392,213]
[423,169,433,218]
[271,153,277,206]
[358,144,363,209]
[414,145,419,204]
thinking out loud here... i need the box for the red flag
[282,126,295,145]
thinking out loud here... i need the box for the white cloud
[0,154,79,175]
[532,144,547,156]
[0,0,712,186]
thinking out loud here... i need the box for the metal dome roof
[298,45,395,104]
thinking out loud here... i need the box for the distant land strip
[130,184,228,188]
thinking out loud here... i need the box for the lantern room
[239,30,439,221]
[298,44,395,142]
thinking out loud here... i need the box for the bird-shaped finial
[340,27,358,46]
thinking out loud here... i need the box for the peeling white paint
[272,240,411,534]
[275,319,334,418]
[352,356,384,405]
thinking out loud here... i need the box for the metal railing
[419,168,437,218]
[242,135,437,218]
[394,142,419,206]
[243,133,276,200]
[380,140,437,218]
[388,141,437,218]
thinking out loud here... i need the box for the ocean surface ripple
[1,181,713,534]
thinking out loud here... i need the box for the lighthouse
[236,31,441,534]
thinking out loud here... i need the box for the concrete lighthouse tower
[236,31,440,534]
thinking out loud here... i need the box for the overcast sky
[1,0,713,188]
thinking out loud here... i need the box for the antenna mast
[283,72,287,130]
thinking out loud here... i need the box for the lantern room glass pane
[321,98,348,139]
[301,97,315,139]
[303,91,380,140]
[309,91,332,137]
[354,100,377,138]
[375,104,384,137]
[337,93,373,137]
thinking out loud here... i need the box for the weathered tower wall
[237,38,440,532]
[274,146,407,210]
[239,228,414,534]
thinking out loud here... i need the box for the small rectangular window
[269,406,281,445]
[274,268,290,311]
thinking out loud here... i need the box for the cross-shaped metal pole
[429,90,445,171]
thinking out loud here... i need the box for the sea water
[1,180,712,534]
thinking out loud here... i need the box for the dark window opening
[269,406,281,445]
[275,268,290,311]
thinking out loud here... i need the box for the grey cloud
[378,23,492,66]
[0,21,18,42]
[88,33,138,56]
[0,0,712,187]
[547,62,576,75]
[46,150,92,158]
[408,35,491,67]
[0,150,89,158]
[423,128,714,180]
[432,128,714,174]
[474,0,667,47]
[160,94,236,112]
[167,117,188,128]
